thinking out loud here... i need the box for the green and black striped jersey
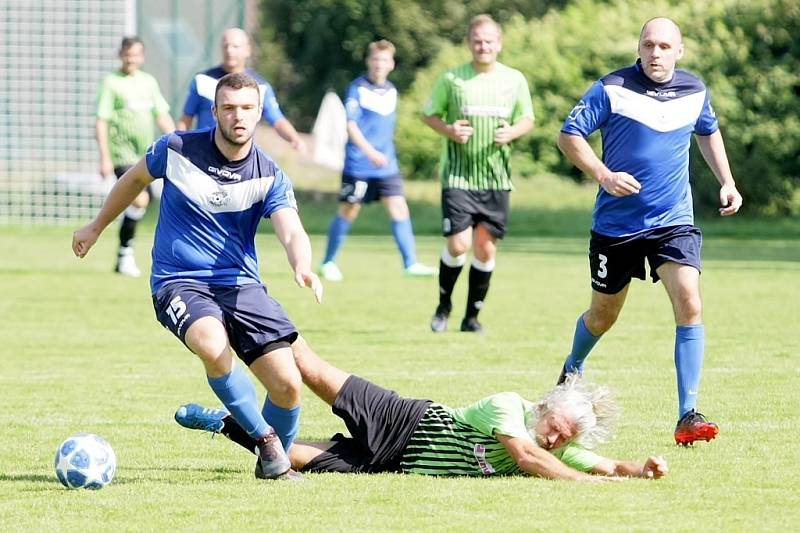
[424,62,534,191]
[96,70,170,166]
[399,393,602,476]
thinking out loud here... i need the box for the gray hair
[532,374,620,449]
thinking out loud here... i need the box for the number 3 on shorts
[596,254,608,279]
[166,295,187,324]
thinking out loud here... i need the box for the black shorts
[300,376,431,474]
[441,188,510,238]
[338,174,404,204]
[588,225,703,294]
[152,281,298,365]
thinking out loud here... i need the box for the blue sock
[207,365,270,439]
[324,214,352,263]
[563,314,601,373]
[675,324,705,418]
[391,218,416,268]
[262,396,301,451]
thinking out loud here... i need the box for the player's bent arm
[496,434,595,481]
[422,115,456,140]
[273,117,306,152]
[695,131,742,215]
[346,120,385,163]
[591,455,668,479]
[509,116,534,140]
[72,158,154,258]
[557,132,609,182]
[176,113,194,131]
[557,132,640,196]
[156,113,176,134]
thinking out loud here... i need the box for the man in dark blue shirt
[556,17,742,446]
[177,28,305,154]
[74,72,323,480]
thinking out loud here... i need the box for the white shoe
[115,248,141,278]
[404,262,437,277]
[318,261,343,282]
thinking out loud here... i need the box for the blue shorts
[588,225,703,294]
[338,173,404,204]
[152,281,298,365]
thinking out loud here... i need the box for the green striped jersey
[424,62,534,191]
[399,393,602,476]
[96,70,170,166]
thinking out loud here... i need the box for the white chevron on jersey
[166,150,276,213]
[605,85,706,132]
[357,85,397,116]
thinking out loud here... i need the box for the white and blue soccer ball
[54,433,116,490]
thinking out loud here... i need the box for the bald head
[638,17,684,83]
[221,28,251,73]
[640,17,682,42]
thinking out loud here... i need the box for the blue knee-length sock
[675,324,705,418]
[262,396,301,451]
[563,314,601,373]
[207,365,270,439]
[391,218,417,268]
[324,214,352,264]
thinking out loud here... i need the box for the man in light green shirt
[96,36,174,277]
[175,340,668,481]
[423,14,535,334]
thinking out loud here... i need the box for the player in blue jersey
[176,28,305,153]
[318,40,436,282]
[73,72,324,480]
[556,18,742,445]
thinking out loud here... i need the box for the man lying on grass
[176,339,668,480]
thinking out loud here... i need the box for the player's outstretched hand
[494,119,513,145]
[719,183,743,216]
[450,119,474,144]
[72,224,101,258]
[600,171,641,197]
[295,270,323,304]
[642,456,668,479]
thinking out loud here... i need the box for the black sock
[465,266,493,319]
[438,259,463,313]
[220,415,258,455]
[119,216,138,249]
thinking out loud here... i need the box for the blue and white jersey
[181,66,285,130]
[562,60,718,237]
[145,129,297,292]
[343,75,399,178]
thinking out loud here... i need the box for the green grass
[1,187,799,530]
[0,172,800,531]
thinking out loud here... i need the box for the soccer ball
[54,433,116,490]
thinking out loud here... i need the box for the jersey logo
[473,444,496,475]
[208,190,230,207]
[567,100,589,121]
[208,165,242,181]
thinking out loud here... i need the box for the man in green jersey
[422,14,535,333]
[96,36,175,277]
[175,339,668,480]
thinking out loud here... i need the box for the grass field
[1,182,799,531]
